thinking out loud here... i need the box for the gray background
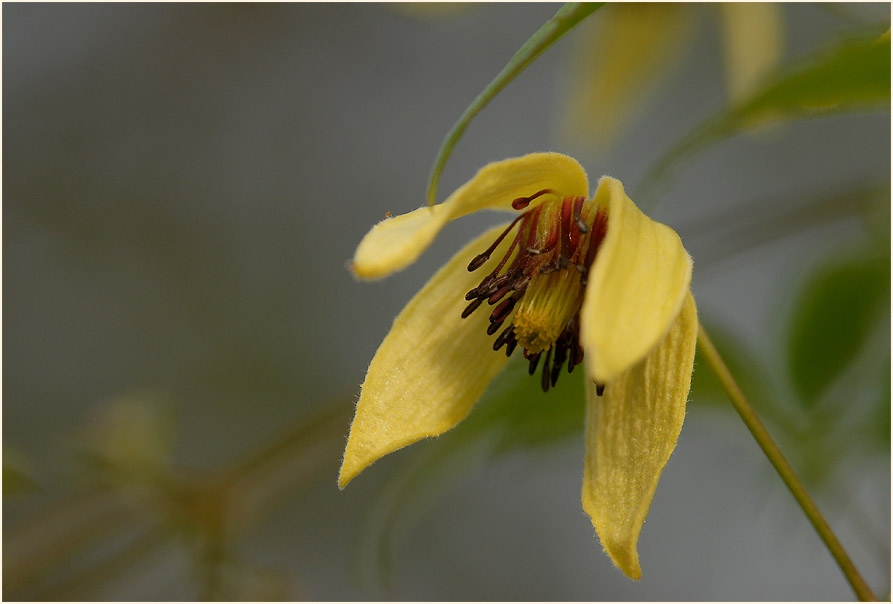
[4,3,890,600]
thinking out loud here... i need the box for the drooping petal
[339,224,516,488]
[351,153,589,280]
[580,177,692,384]
[561,3,696,149]
[719,3,784,102]
[581,292,698,580]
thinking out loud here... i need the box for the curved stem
[696,325,879,602]
[426,2,603,205]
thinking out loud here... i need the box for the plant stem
[426,2,603,205]
[696,325,879,602]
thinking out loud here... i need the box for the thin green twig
[696,325,879,602]
[426,2,603,205]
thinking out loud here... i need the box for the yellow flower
[339,152,698,580]
[563,3,784,148]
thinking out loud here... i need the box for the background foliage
[4,3,890,600]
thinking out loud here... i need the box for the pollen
[513,268,583,354]
[461,193,608,391]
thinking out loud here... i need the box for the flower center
[462,192,607,391]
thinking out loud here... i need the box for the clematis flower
[563,3,784,148]
[339,153,698,579]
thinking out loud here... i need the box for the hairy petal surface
[580,177,692,383]
[351,153,589,279]
[582,292,698,579]
[339,225,514,488]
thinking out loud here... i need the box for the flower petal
[351,153,589,280]
[339,224,516,488]
[581,292,698,580]
[580,177,692,383]
[719,3,784,102]
[562,4,695,149]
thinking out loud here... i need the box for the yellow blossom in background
[339,153,698,579]
[563,3,784,149]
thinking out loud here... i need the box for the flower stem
[696,325,879,602]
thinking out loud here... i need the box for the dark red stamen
[560,196,573,263]
[460,190,608,393]
[493,325,514,351]
[573,196,588,233]
[461,297,484,319]
[541,348,553,392]
[583,207,608,270]
[512,188,555,210]
[527,351,542,375]
[467,213,527,272]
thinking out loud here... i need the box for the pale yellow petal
[351,153,589,280]
[719,3,784,102]
[580,177,692,383]
[582,292,698,580]
[339,224,515,488]
[562,4,696,149]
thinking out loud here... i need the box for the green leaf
[690,319,769,411]
[354,358,586,593]
[730,29,890,123]
[426,2,604,205]
[641,27,891,204]
[787,251,890,406]
[3,455,39,498]
[869,357,891,449]
[466,356,585,454]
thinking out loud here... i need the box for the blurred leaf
[861,184,892,250]
[356,359,585,591]
[690,318,770,412]
[460,356,585,454]
[787,251,890,406]
[730,28,890,122]
[641,27,891,203]
[426,2,603,205]
[79,388,178,484]
[3,461,39,498]
[561,3,697,149]
[869,357,891,449]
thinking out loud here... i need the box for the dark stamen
[573,196,588,233]
[493,325,514,351]
[491,292,522,324]
[551,335,569,387]
[467,213,526,272]
[486,320,504,336]
[583,207,607,271]
[541,348,553,392]
[560,196,573,262]
[466,271,512,301]
[596,383,605,396]
[567,321,583,374]
[487,283,513,305]
[527,351,542,376]
[512,188,555,211]
[461,297,484,319]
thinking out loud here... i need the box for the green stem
[696,326,879,602]
[426,2,603,205]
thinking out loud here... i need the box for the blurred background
[3,3,890,600]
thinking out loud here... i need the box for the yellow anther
[512,268,584,354]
